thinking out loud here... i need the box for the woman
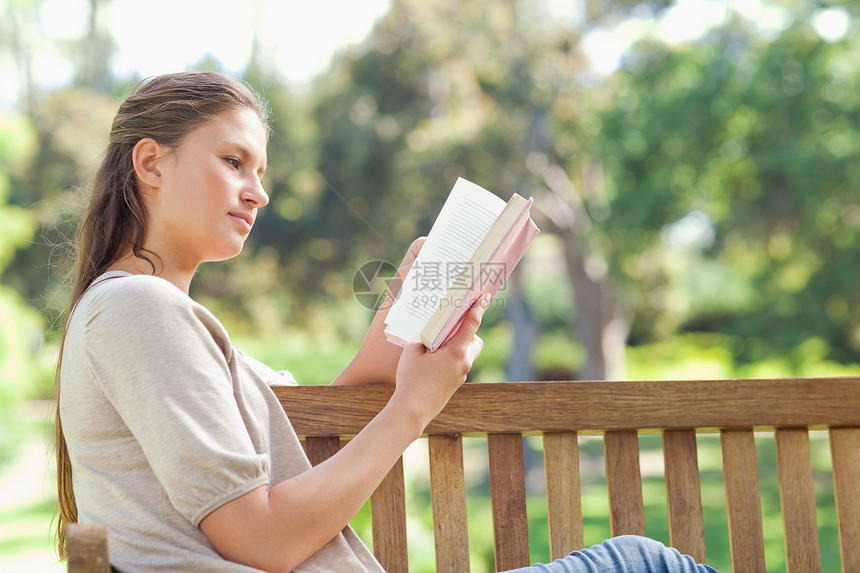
[56,72,717,572]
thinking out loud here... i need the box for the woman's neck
[109,252,195,294]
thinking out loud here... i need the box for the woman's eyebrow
[228,142,267,176]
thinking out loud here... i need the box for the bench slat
[543,432,583,559]
[371,457,408,573]
[721,429,767,572]
[304,436,341,466]
[775,428,821,573]
[276,378,860,436]
[604,430,645,536]
[429,434,471,572]
[488,433,530,571]
[662,429,706,562]
[66,523,110,573]
[830,427,860,572]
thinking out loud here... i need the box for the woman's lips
[229,212,254,232]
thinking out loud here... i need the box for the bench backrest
[66,377,860,572]
[276,378,860,573]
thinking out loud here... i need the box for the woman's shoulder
[75,271,203,330]
[73,271,231,349]
[84,271,189,307]
[91,270,183,293]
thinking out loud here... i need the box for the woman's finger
[446,293,491,348]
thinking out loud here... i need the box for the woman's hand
[389,293,488,431]
[332,237,426,386]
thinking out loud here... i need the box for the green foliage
[6,0,857,376]
[3,87,118,331]
[589,15,860,364]
[0,111,51,469]
[628,332,860,380]
[0,113,37,271]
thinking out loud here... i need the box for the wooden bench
[67,377,860,572]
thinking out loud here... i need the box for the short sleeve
[81,276,269,526]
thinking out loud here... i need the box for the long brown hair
[55,71,270,560]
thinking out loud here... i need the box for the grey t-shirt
[60,271,382,572]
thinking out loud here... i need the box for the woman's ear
[132,138,165,189]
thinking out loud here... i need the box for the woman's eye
[224,157,241,168]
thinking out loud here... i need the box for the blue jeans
[502,536,720,572]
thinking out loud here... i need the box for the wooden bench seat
[67,376,860,572]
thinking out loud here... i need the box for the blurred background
[1,0,859,571]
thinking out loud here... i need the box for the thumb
[447,293,491,347]
[399,237,427,272]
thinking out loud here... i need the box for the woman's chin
[206,244,246,263]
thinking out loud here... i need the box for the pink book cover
[421,197,539,351]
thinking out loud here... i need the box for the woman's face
[144,107,269,269]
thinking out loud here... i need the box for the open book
[384,177,540,351]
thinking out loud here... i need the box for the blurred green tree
[269,0,860,377]
[592,9,860,368]
[0,111,45,467]
[4,86,119,327]
[4,0,859,381]
[2,0,127,327]
[287,0,655,379]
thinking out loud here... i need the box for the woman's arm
[199,295,487,573]
[331,237,425,386]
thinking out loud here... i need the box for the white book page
[384,178,507,343]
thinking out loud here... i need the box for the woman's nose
[242,180,269,208]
